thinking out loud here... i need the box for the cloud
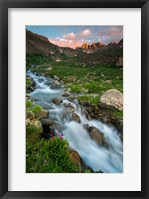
[49,38,84,49]
[81,29,91,37]
[49,26,123,49]
[63,32,76,40]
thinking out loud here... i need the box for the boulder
[52,98,62,105]
[34,120,42,129]
[88,126,108,147]
[68,148,81,167]
[72,112,81,123]
[63,91,71,97]
[64,102,75,113]
[100,89,123,111]
[51,80,60,89]
[39,110,49,119]
[26,118,42,130]
[40,118,53,126]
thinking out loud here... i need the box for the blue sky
[26,25,123,49]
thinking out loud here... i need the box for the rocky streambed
[26,70,123,173]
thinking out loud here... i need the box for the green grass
[33,64,123,96]
[77,95,100,106]
[112,110,123,120]
[26,100,42,118]
[26,137,79,173]
[26,53,53,68]
[26,78,32,87]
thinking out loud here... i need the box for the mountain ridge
[26,29,123,66]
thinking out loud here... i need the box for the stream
[27,70,123,173]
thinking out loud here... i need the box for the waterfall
[27,71,123,173]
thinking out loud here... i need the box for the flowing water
[27,71,123,173]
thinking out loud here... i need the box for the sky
[26,25,123,49]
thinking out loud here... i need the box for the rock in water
[88,126,108,147]
[100,89,123,111]
[52,98,62,105]
[68,148,81,167]
[40,118,53,126]
[39,110,49,119]
[72,112,81,123]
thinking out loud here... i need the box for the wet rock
[112,119,123,134]
[54,75,60,80]
[64,103,75,113]
[83,124,89,130]
[100,89,123,111]
[39,110,49,119]
[26,76,36,92]
[67,95,75,102]
[51,80,61,88]
[63,91,71,97]
[69,148,81,167]
[72,112,81,123]
[50,123,63,132]
[52,98,62,105]
[40,118,53,126]
[88,126,108,147]
[79,101,87,106]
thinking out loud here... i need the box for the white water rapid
[27,71,123,173]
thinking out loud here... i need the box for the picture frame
[0,0,149,198]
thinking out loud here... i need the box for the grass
[112,110,123,120]
[26,137,79,173]
[26,100,42,118]
[26,78,32,87]
[77,95,100,106]
[26,53,53,69]
[33,64,123,96]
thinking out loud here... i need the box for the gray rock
[88,126,108,147]
[52,98,62,105]
[100,89,123,111]
[72,112,81,123]
[40,119,53,126]
[39,110,49,119]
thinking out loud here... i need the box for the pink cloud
[81,29,91,37]
[63,32,76,40]
[49,38,84,49]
